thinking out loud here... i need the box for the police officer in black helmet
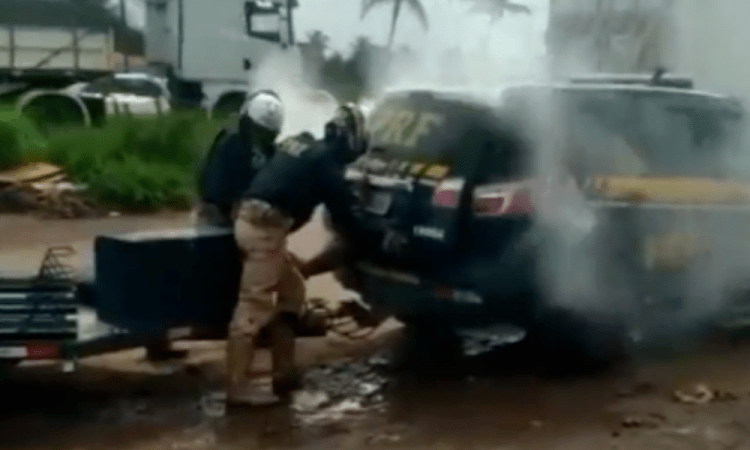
[227,103,371,405]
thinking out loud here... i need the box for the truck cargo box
[93,228,241,332]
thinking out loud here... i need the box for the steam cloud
[248,51,340,140]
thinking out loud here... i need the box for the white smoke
[248,51,340,140]
[525,0,750,342]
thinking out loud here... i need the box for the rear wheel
[0,360,18,382]
[528,307,631,377]
[392,315,464,381]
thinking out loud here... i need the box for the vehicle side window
[82,76,119,94]
[244,1,282,42]
[473,131,528,184]
[564,91,647,177]
[117,80,164,97]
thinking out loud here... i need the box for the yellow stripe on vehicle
[591,175,750,204]
[643,232,712,272]
[424,165,449,179]
[410,163,426,176]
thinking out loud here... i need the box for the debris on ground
[616,381,657,398]
[292,354,391,426]
[0,162,95,218]
[621,413,667,429]
[674,384,714,404]
[200,391,227,418]
[300,356,391,405]
[673,384,737,404]
[365,431,403,445]
[292,390,331,413]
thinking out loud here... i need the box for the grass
[0,107,51,170]
[0,107,224,212]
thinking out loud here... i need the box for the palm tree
[300,30,330,86]
[464,0,531,24]
[360,0,429,49]
[463,0,531,56]
[306,30,331,56]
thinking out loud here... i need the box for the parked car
[64,72,171,118]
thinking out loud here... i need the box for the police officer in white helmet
[195,90,284,228]
[148,90,284,362]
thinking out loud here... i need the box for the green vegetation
[0,107,223,212]
[0,107,51,170]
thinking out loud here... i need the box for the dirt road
[3,213,750,450]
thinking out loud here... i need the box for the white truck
[144,0,314,117]
[0,25,115,81]
[0,0,172,127]
[546,0,750,102]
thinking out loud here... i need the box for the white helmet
[241,90,284,133]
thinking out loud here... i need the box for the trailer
[0,228,378,375]
[0,0,118,94]
[0,0,174,128]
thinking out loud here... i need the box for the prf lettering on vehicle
[369,107,446,148]
[360,157,450,181]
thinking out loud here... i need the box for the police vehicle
[328,73,750,371]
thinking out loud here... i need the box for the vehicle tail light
[26,343,60,360]
[473,185,534,217]
[432,178,465,208]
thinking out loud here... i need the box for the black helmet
[325,102,369,161]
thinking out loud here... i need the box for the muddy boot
[270,316,301,399]
[226,336,281,407]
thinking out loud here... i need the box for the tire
[528,307,631,377]
[18,91,90,130]
[0,360,18,383]
[391,315,464,381]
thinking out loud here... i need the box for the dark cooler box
[93,227,242,332]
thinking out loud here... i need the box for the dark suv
[327,88,628,371]
[329,75,750,372]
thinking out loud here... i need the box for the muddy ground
[3,212,750,449]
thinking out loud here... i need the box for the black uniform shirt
[198,130,269,211]
[243,133,363,238]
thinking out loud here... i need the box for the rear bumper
[347,262,535,328]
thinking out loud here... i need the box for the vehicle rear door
[350,93,508,270]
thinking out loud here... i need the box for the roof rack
[569,68,694,89]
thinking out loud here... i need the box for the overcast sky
[116,0,549,60]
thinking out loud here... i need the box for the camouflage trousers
[227,199,305,402]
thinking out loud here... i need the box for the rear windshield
[501,86,746,179]
[366,93,529,180]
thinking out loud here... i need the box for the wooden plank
[0,163,64,184]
